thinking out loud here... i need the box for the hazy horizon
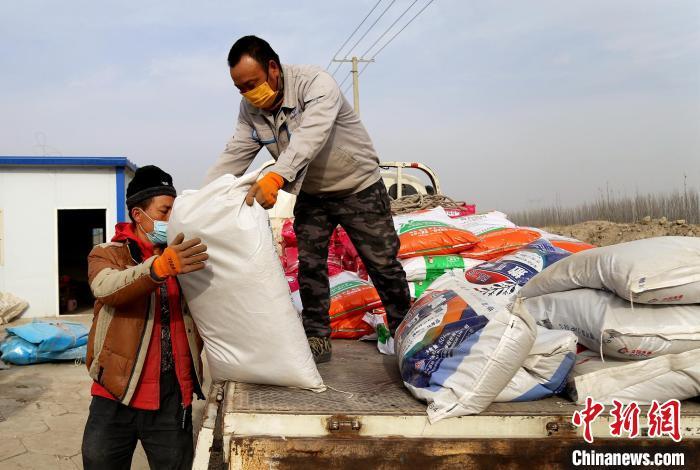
[2,0,699,213]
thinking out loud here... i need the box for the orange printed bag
[291,272,383,339]
[331,311,375,339]
[460,228,542,260]
[393,208,478,258]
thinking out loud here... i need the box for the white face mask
[138,209,168,245]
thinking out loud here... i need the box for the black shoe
[308,337,332,364]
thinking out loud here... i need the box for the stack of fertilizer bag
[280,220,382,339]
[392,207,593,299]
[515,236,700,406]
[386,208,597,422]
[168,173,324,391]
[278,204,594,341]
[0,321,87,365]
[281,205,489,339]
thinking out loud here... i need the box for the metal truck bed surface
[195,340,700,469]
[229,340,700,418]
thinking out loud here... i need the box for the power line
[327,0,383,73]
[340,0,397,61]
[338,70,353,89]
[330,60,345,78]
[344,60,371,94]
[343,0,436,95]
[360,0,420,58]
[371,0,435,59]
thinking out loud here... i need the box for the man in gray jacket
[206,36,410,363]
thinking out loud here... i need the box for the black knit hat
[126,165,177,208]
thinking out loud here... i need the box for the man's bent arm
[88,247,161,307]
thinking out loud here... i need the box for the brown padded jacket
[86,230,204,406]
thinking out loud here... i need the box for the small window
[92,227,104,246]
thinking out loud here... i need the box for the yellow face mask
[242,80,278,109]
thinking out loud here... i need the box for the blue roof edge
[0,156,138,172]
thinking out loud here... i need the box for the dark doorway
[58,209,106,315]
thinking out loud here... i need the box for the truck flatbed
[196,340,700,469]
[231,340,592,416]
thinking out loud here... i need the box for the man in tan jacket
[82,165,208,470]
[206,36,411,363]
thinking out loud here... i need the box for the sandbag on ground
[495,327,577,402]
[395,277,536,423]
[520,236,700,304]
[0,336,86,365]
[169,173,324,391]
[0,292,29,324]
[6,321,88,352]
[567,348,700,405]
[522,288,700,360]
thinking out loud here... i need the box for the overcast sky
[2,0,699,212]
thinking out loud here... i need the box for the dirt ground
[0,314,209,469]
[544,217,699,246]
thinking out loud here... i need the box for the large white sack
[495,327,577,402]
[567,348,700,405]
[520,236,700,304]
[523,288,700,360]
[395,276,536,423]
[169,173,324,391]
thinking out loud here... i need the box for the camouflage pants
[293,180,411,338]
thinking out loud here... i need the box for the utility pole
[331,56,374,116]
[351,56,360,115]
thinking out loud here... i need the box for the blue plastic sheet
[0,320,88,365]
[5,321,88,352]
[0,336,86,365]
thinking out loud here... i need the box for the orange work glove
[152,247,182,279]
[245,172,285,208]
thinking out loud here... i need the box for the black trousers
[82,371,194,470]
[293,180,412,337]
